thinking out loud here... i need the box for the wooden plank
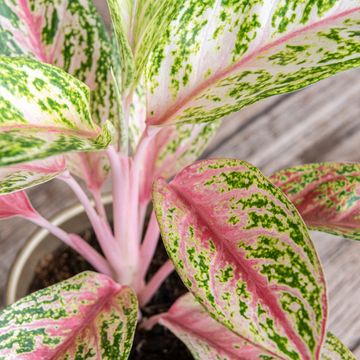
[209,69,360,174]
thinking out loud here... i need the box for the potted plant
[0,0,359,358]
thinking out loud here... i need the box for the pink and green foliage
[153,159,327,360]
[321,333,356,360]
[0,0,119,190]
[156,292,276,359]
[0,157,65,194]
[0,271,138,359]
[0,0,359,358]
[143,1,360,126]
[140,121,221,202]
[156,293,355,360]
[270,163,360,241]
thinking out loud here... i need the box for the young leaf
[0,190,37,219]
[0,56,112,167]
[0,157,66,194]
[321,332,356,360]
[107,0,135,89]
[145,1,360,126]
[0,271,138,359]
[0,0,120,186]
[270,163,360,241]
[141,120,220,201]
[158,292,276,360]
[153,159,327,360]
[107,0,180,88]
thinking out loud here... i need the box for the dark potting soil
[29,228,192,359]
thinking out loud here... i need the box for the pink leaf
[141,121,220,202]
[159,294,354,360]
[153,159,327,360]
[158,293,276,360]
[270,163,360,241]
[0,191,36,219]
[0,271,138,359]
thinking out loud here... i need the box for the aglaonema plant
[0,0,359,358]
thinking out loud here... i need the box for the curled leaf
[153,159,327,360]
[0,0,120,186]
[270,163,360,241]
[107,0,180,88]
[0,56,112,167]
[0,271,138,359]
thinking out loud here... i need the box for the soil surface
[29,228,192,359]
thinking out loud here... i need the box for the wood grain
[0,1,359,355]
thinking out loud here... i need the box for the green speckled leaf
[145,1,360,126]
[0,271,138,360]
[321,333,356,360]
[0,156,65,194]
[0,0,117,129]
[0,0,120,187]
[107,0,180,89]
[0,56,112,167]
[270,163,360,241]
[153,159,327,360]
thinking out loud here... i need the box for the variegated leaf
[0,0,117,129]
[145,1,360,126]
[0,190,37,219]
[0,56,112,167]
[270,163,360,241]
[107,0,180,88]
[158,292,276,360]
[153,159,327,360]
[0,0,120,187]
[107,0,135,89]
[141,120,220,201]
[321,333,356,360]
[0,271,138,359]
[0,156,65,194]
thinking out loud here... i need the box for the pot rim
[5,194,113,306]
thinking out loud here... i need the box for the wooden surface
[0,33,359,358]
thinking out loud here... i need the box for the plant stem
[138,211,160,281]
[90,187,107,220]
[107,146,136,284]
[138,260,174,307]
[58,171,122,278]
[90,187,112,235]
[29,215,112,276]
[106,146,126,244]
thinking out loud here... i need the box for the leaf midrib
[168,181,314,360]
[50,284,123,358]
[150,7,360,126]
